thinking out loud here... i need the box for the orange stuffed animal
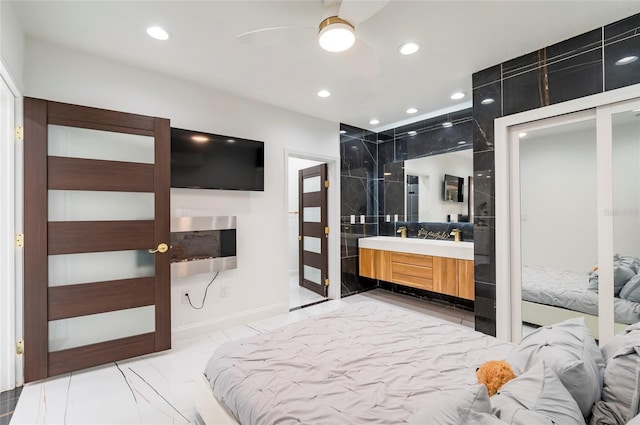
[476,360,516,396]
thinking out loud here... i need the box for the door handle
[148,243,169,254]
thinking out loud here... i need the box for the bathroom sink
[358,236,473,260]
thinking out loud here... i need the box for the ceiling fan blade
[341,38,380,80]
[237,26,316,46]
[338,0,390,25]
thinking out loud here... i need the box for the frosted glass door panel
[49,190,154,221]
[49,250,155,287]
[303,207,321,223]
[303,265,321,284]
[303,176,321,193]
[304,236,321,254]
[48,125,154,163]
[49,306,155,352]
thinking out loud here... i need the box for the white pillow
[597,326,640,423]
[491,360,586,425]
[507,317,604,418]
[409,385,506,425]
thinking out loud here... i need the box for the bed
[521,265,640,337]
[194,302,514,424]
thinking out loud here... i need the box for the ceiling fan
[236,0,390,53]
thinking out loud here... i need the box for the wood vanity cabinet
[359,248,474,300]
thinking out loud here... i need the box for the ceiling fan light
[318,17,355,52]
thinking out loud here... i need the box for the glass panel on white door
[49,190,154,221]
[303,176,321,193]
[49,306,155,352]
[303,207,321,223]
[303,265,321,284]
[611,107,640,332]
[304,236,322,254]
[49,250,155,287]
[518,118,598,336]
[48,125,154,164]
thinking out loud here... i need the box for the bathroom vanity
[358,237,474,300]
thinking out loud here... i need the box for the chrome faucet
[397,226,407,239]
[450,228,462,242]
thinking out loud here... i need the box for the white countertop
[358,236,474,260]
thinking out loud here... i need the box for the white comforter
[204,302,513,425]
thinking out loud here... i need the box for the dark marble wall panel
[473,151,495,218]
[379,221,474,241]
[503,30,603,116]
[472,80,502,151]
[340,123,379,297]
[341,256,377,296]
[604,13,640,90]
[379,281,474,311]
[471,12,639,336]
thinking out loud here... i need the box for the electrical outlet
[220,286,230,297]
[181,290,189,304]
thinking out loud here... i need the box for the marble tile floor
[9,289,472,425]
[288,273,325,310]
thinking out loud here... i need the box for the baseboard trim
[171,302,288,342]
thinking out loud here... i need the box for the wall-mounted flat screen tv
[443,174,464,202]
[171,127,264,191]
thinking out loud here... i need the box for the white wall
[23,38,339,339]
[287,157,323,276]
[520,127,598,272]
[0,1,24,91]
[403,150,472,222]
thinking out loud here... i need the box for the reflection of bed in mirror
[521,265,640,338]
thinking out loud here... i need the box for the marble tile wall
[340,124,379,296]
[472,12,640,336]
[340,111,473,298]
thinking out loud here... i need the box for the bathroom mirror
[383,149,472,223]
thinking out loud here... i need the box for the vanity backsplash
[379,221,474,241]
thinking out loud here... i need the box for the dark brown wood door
[298,164,328,297]
[23,98,171,382]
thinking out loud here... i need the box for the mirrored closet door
[497,95,640,345]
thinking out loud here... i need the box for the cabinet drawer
[392,273,433,290]
[391,262,433,279]
[391,252,433,267]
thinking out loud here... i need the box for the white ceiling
[10,1,640,131]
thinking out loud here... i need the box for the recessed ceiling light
[339,130,347,134]
[351,146,359,150]
[477,173,483,177]
[442,122,453,128]
[146,26,170,41]
[317,89,331,98]
[615,55,638,66]
[406,107,418,114]
[399,42,420,55]
[481,98,495,105]
[519,132,527,138]
[191,135,208,143]
[227,139,235,143]
[408,131,417,136]
[383,172,392,176]
[458,141,466,145]
[450,92,466,100]
[369,119,380,125]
